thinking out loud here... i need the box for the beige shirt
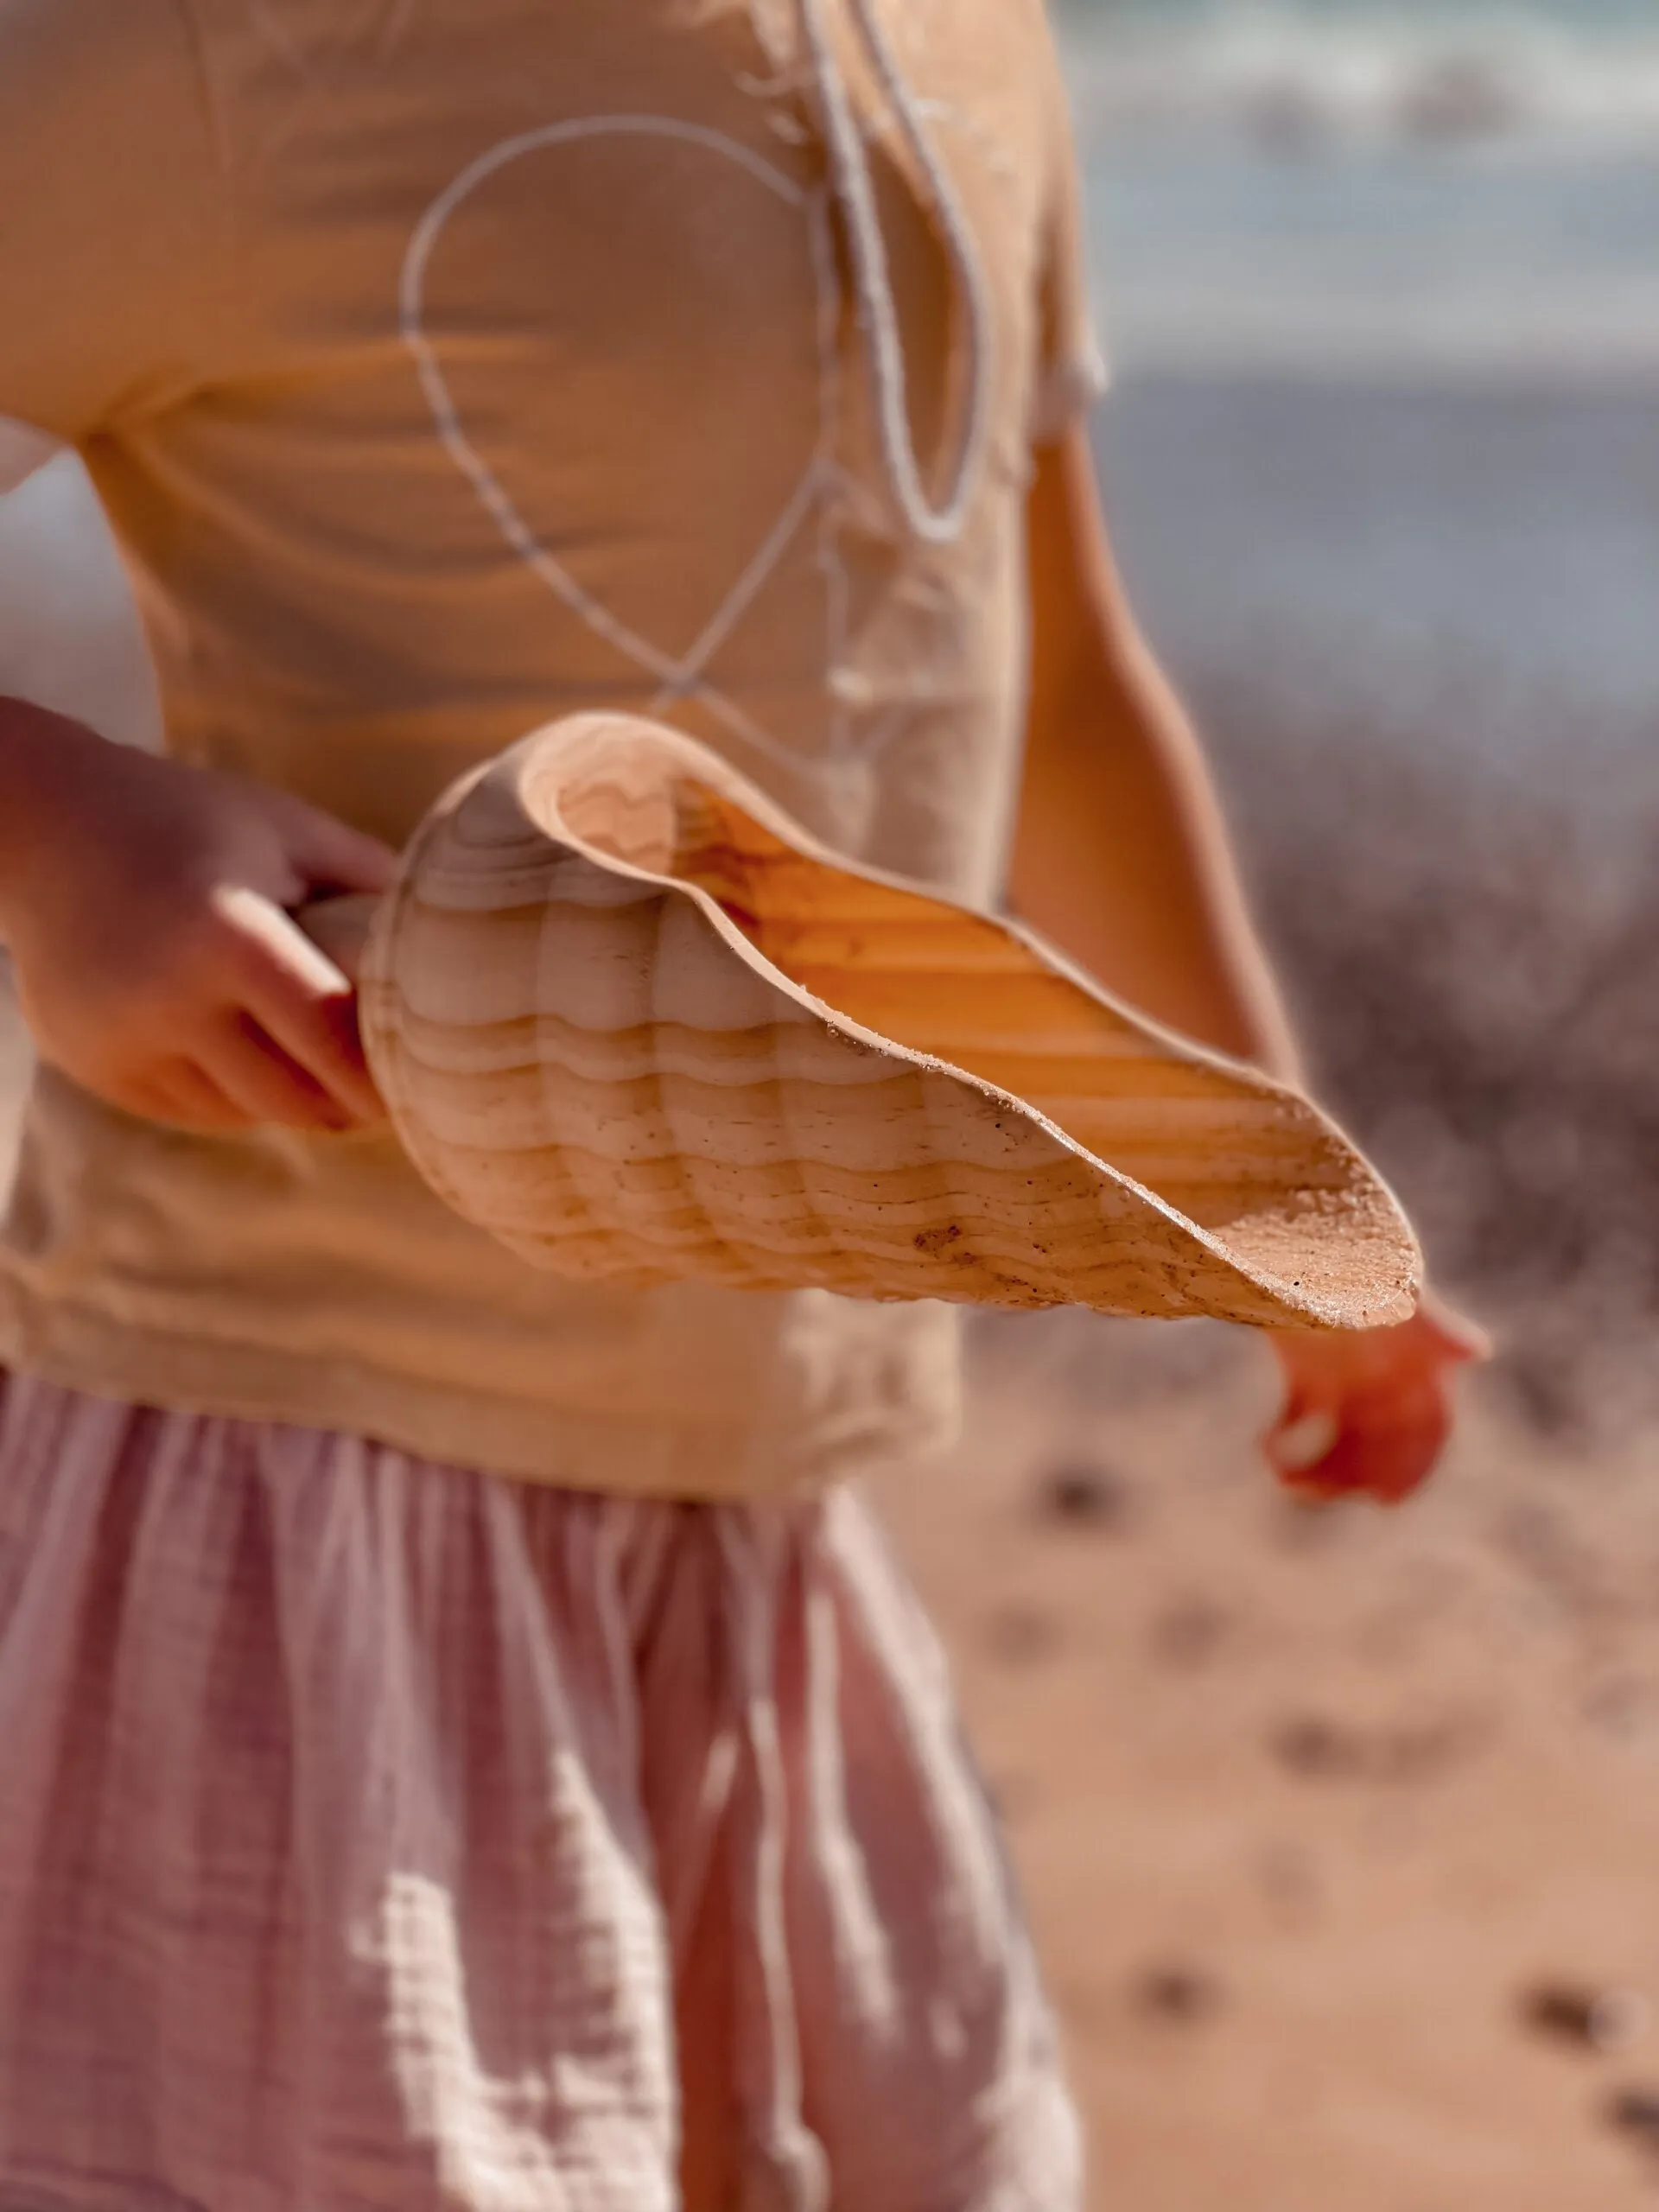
[0,0,1103,1496]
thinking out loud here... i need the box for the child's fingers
[217,891,385,1124]
[152,1058,260,1131]
[201,1010,359,1133]
[1262,1376,1331,1466]
[1277,1379,1451,1507]
[119,1060,258,1134]
[245,977,384,1125]
[281,800,401,899]
[292,893,379,984]
[1266,1402,1341,1481]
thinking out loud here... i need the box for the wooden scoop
[300,713,1421,1331]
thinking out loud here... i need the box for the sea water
[1061,0,1659,785]
[1067,0,1659,380]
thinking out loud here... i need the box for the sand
[886,1316,1659,2210]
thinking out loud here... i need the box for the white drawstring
[717,1512,830,2211]
[795,0,993,545]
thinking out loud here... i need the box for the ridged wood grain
[331,714,1421,1331]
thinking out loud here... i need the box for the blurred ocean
[1066,0,1659,380]
[1054,0,1659,800]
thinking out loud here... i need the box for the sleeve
[0,0,232,446]
[1028,22,1109,447]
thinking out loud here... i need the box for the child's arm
[1012,424,1483,1503]
[1014,425,1303,1081]
[0,697,396,1133]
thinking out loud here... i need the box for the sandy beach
[889,1323,1659,2211]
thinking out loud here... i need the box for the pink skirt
[0,1373,1079,2212]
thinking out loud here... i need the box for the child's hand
[0,704,398,1134]
[1263,1294,1489,1507]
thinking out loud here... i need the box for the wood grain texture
[335,714,1420,1331]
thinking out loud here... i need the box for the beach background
[3,1,1659,2201]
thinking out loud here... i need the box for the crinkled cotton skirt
[0,1373,1080,2212]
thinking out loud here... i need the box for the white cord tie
[796,0,994,545]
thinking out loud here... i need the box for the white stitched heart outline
[399,114,842,776]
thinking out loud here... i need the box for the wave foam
[1062,6,1659,153]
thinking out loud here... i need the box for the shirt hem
[0,1284,957,1502]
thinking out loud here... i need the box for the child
[0,2,1478,2205]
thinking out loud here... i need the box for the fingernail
[1273,1410,1341,1474]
